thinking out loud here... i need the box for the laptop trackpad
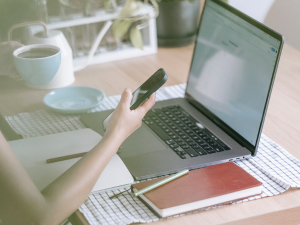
[117,125,167,157]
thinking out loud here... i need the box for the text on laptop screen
[187,0,280,145]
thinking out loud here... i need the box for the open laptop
[81,0,284,180]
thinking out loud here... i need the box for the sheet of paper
[8,129,134,191]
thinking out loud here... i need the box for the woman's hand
[104,88,156,141]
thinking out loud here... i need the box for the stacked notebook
[132,162,262,217]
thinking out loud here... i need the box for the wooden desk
[1,43,300,225]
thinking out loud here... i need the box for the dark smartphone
[130,68,168,110]
[103,68,168,130]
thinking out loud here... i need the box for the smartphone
[130,68,168,110]
[103,68,168,129]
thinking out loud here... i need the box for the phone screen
[130,69,167,109]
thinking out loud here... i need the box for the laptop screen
[186,0,281,147]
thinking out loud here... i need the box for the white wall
[227,0,300,54]
[228,0,275,23]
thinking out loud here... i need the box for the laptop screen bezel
[185,0,284,156]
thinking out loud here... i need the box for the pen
[46,152,87,163]
[46,146,124,164]
[133,169,189,197]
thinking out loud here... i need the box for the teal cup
[13,44,61,86]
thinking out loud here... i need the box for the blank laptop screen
[186,0,280,146]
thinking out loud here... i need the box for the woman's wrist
[102,129,126,147]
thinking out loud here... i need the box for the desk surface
[1,43,300,225]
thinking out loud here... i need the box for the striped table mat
[5,84,300,225]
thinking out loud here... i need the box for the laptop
[81,0,284,180]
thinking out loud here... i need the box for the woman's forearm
[0,131,123,225]
[40,132,123,224]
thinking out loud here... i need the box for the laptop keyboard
[143,105,231,159]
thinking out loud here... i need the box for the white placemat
[5,84,300,225]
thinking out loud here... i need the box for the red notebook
[132,162,262,217]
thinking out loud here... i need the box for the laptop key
[194,148,207,155]
[166,140,175,145]
[195,140,205,145]
[170,144,179,149]
[177,141,185,145]
[202,135,209,140]
[199,143,208,147]
[186,141,194,145]
[190,144,199,149]
[148,124,170,141]
[183,138,192,142]
[213,146,225,152]
[213,139,231,150]
[184,148,199,157]
[191,126,198,130]
[206,149,216,154]
[146,110,155,117]
[181,145,189,149]
[209,142,218,146]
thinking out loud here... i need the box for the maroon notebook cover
[132,162,262,209]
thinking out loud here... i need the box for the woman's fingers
[119,88,132,108]
[136,92,156,116]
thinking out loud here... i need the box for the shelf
[73,44,157,65]
[28,3,157,66]
[46,4,154,30]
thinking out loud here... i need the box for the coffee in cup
[17,48,59,59]
[13,44,61,87]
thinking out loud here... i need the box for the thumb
[119,88,132,108]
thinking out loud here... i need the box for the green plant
[112,0,159,50]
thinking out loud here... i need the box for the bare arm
[0,88,156,225]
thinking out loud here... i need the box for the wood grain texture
[1,42,300,225]
[220,204,300,225]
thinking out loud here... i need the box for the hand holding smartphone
[103,68,168,130]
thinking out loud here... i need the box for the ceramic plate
[43,86,105,114]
